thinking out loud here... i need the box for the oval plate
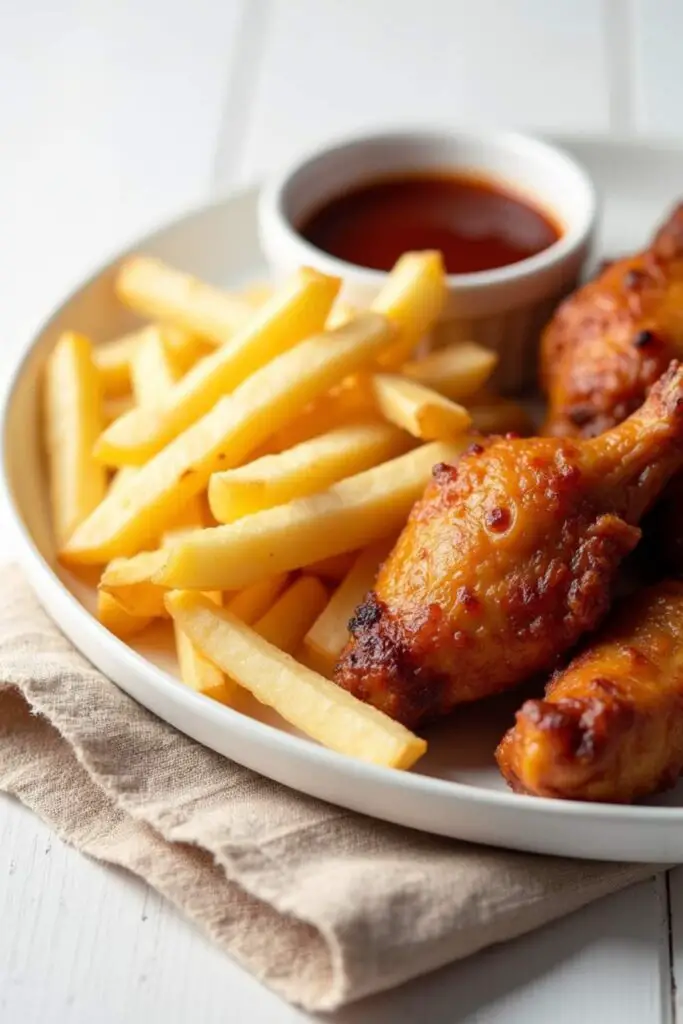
[5,135,683,863]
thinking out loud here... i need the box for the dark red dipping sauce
[299,172,561,275]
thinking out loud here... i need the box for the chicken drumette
[496,580,683,803]
[542,202,683,439]
[335,363,683,729]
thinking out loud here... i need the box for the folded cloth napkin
[0,567,656,1011]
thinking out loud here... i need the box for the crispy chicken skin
[335,363,683,729]
[542,203,683,439]
[496,581,683,803]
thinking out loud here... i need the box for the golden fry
[402,341,497,401]
[45,332,107,547]
[97,589,152,639]
[371,374,471,440]
[165,591,427,769]
[373,251,446,367]
[253,575,329,653]
[130,326,182,407]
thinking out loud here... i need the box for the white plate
[6,135,683,864]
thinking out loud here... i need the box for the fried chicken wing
[496,580,683,803]
[335,363,683,729]
[542,203,683,438]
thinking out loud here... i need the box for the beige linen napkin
[0,567,655,1011]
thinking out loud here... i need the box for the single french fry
[99,549,169,617]
[44,332,107,547]
[303,541,391,676]
[103,394,135,425]
[372,374,471,440]
[468,394,535,436]
[225,573,288,626]
[165,591,427,769]
[158,440,464,591]
[97,268,341,466]
[208,422,410,523]
[253,576,328,653]
[97,589,152,639]
[372,251,446,368]
[62,312,395,564]
[130,326,182,407]
[173,621,238,705]
[116,256,254,344]
[402,341,498,401]
[93,330,141,397]
[306,551,356,582]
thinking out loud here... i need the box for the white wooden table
[2,2,683,1020]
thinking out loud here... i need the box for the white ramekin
[258,129,597,393]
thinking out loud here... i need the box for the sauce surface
[299,172,561,275]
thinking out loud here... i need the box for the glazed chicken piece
[542,202,683,439]
[335,363,683,730]
[496,580,683,803]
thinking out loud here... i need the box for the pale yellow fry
[173,623,238,705]
[103,394,135,426]
[253,576,329,654]
[208,422,410,523]
[306,551,356,582]
[468,395,535,436]
[372,374,471,441]
[130,326,182,407]
[165,591,427,770]
[45,332,107,547]
[402,341,498,401]
[99,549,169,617]
[62,312,395,564]
[372,251,446,368]
[225,574,288,626]
[303,541,391,676]
[159,440,463,591]
[97,267,341,466]
[97,590,152,639]
[116,256,253,344]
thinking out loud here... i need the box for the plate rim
[6,140,683,858]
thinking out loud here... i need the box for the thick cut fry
[159,440,464,590]
[165,591,427,769]
[45,332,107,547]
[172,589,237,704]
[402,341,498,400]
[372,251,446,368]
[306,551,356,582]
[99,549,169,617]
[94,324,204,397]
[97,268,341,466]
[208,422,410,523]
[225,574,288,625]
[62,313,395,564]
[303,542,391,676]
[116,256,254,344]
[130,326,182,407]
[253,576,328,653]
[97,590,152,639]
[372,375,471,440]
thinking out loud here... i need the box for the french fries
[96,268,341,466]
[303,542,390,676]
[99,549,169,617]
[94,329,143,397]
[116,256,255,344]
[62,312,395,564]
[44,332,108,547]
[402,341,497,400]
[157,440,465,590]
[372,251,446,367]
[130,326,182,407]
[372,374,471,440]
[165,591,427,769]
[253,575,329,653]
[103,394,135,426]
[97,590,152,639]
[306,551,356,582]
[225,574,288,625]
[208,422,410,523]
[172,589,238,705]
